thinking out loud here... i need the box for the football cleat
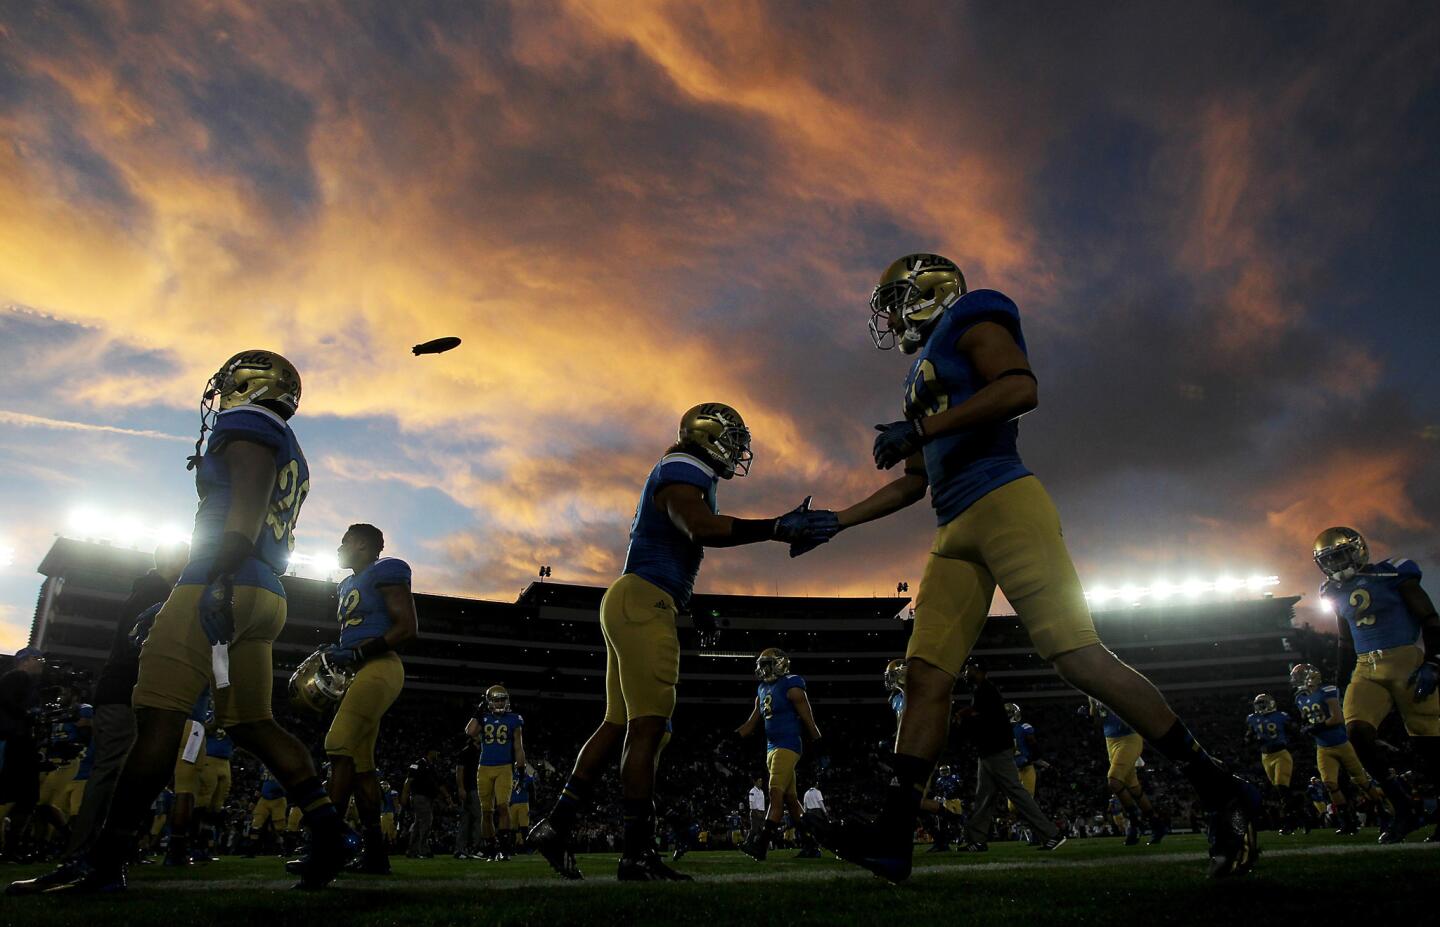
[1205,778,1261,879]
[617,849,693,881]
[794,848,823,859]
[6,857,126,895]
[1147,820,1169,845]
[1037,834,1068,851]
[1124,822,1140,846]
[1313,527,1368,581]
[1378,811,1421,845]
[961,841,989,853]
[810,816,912,883]
[739,830,768,862]
[677,403,753,478]
[290,824,360,890]
[528,818,583,880]
[925,841,950,853]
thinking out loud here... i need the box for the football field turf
[1,832,1433,926]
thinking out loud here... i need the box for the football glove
[198,577,235,646]
[127,603,164,652]
[326,643,363,668]
[774,496,841,556]
[1408,660,1440,702]
[873,420,925,470]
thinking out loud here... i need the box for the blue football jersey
[901,289,1033,526]
[1012,721,1036,767]
[206,727,234,759]
[337,557,412,648]
[1107,795,1123,816]
[260,773,285,800]
[511,769,535,805]
[477,712,523,766]
[1095,702,1133,738]
[1294,685,1347,747]
[1246,710,1290,749]
[933,772,962,799]
[381,789,397,814]
[759,674,807,752]
[889,690,906,718]
[621,452,718,609]
[1306,780,1329,803]
[179,406,309,595]
[1323,559,1424,653]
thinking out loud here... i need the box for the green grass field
[1,831,1434,926]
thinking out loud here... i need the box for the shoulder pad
[1394,558,1422,580]
[210,406,288,452]
[940,289,1023,338]
[371,557,413,586]
[655,453,716,488]
[1321,685,1339,698]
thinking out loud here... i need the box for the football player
[736,648,823,861]
[1313,527,1440,842]
[10,351,355,895]
[883,659,958,850]
[320,523,417,874]
[163,691,215,866]
[510,765,536,853]
[1082,698,1167,846]
[1010,703,1041,797]
[1290,663,1384,835]
[463,686,525,860]
[1244,693,1302,834]
[807,256,1249,881]
[194,717,233,861]
[527,404,838,881]
[1305,776,1330,828]
[244,768,288,856]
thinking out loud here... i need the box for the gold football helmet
[1006,703,1022,724]
[677,403,753,478]
[1313,527,1368,581]
[1289,663,1322,694]
[1253,693,1276,714]
[755,647,789,683]
[485,684,510,713]
[883,658,906,692]
[288,649,355,714]
[189,350,303,469]
[869,253,967,354]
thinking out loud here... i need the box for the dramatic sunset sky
[1,1,1437,651]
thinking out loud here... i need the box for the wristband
[207,531,254,582]
[730,517,778,545]
[912,417,927,440]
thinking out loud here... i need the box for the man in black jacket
[64,543,188,857]
[957,662,1064,851]
[0,647,48,856]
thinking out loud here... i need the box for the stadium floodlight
[67,507,107,539]
[696,650,757,659]
[0,545,13,568]
[1215,575,1243,592]
[1086,585,1113,604]
[1150,579,1175,601]
[1119,584,1143,605]
[1245,575,1279,591]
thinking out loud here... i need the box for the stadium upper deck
[27,538,1301,706]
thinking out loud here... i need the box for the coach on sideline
[65,542,188,857]
[957,662,1064,851]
